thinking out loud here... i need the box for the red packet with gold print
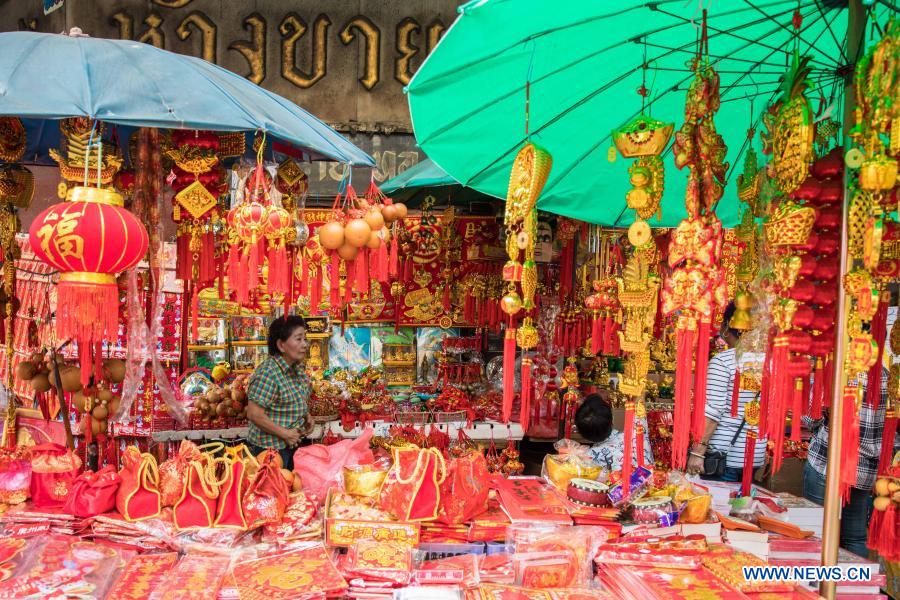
[153,554,230,600]
[107,553,178,600]
[512,551,580,590]
[345,539,413,585]
[230,544,348,600]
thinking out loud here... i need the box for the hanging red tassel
[329,253,341,307]
[672,318,695,469]
[377,243,388,283]
[79,344,91,389]
[520,356,532,431]
[502,327,516,423]
[767,337,789,474]
[741,429,757,496]
[606,319,620,355]
[353,249,367,294]
[247,237,259,295]
[442,284,451,313]
[692,318,711,442]
[868,503,899,562]
[310,266,322,315]
[591,315,602,355]
[866,298,888,410]
[636,422,646,469]
[839,385,861,503]
[810,358,824,420]
[190,291,200,343]
[731,367,741,417]
[822,356,833,409]
[878,408,897,473]
[389,235,399,278]
[464,294,475,323]
[622,401,635,497]
[790,379,803,443]
[345,260,355,305]
[299,255,309,296]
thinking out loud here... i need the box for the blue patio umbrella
[0,30,373,166]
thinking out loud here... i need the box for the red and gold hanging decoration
[616,244,660,494]
[661,30,729,469]
[500,143,552,423]
[848,18,899,556]
[29,183,148,387]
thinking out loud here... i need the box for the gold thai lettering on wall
[280,13,330,89]
[340,16,380,90]
[103,7,446,93]
[229,13,266,84]
[176,11,216,63]
[395,18,419,86]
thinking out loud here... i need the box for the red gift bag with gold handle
[116,447,161,521]
[173,456,226,530]
[380,446,447,522]
[214,445,257,529]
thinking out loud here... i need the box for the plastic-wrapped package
[541,439,601,491]
[630,496,678,526]
[0,446,31,505]
[606,466,652,507]
[106,552,180,600]
[262,491,320,543]
[293,428,375,501]
[150,554,230,600]
[0,535,134,600]
[341,463,388,497]
[230,543,348,599]
[512,550,580,589]
[394,587,463,600]
[415,552,480,588]
[593,535,707,570]
[477,552,515,585]
[507,524,603,588]
[343,539,413,585]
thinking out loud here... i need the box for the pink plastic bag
[293,428,375,501]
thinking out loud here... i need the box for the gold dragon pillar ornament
[500,143,552,424]
[662,49,729,471]
[0,117,29,447]
[843,21,899,549]
[616,244,660,495]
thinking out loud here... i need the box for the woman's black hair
[267,315,307,356]
[721,301,741,339]
[574,393,613,443]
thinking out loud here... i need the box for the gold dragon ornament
[499,143,552,424]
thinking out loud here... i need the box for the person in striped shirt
[686,302,767,481]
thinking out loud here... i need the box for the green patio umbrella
[407,0,893,227]
[381,157,501,207]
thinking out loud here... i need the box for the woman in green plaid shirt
[246,315,312,470]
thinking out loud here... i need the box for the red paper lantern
[29,186,148,347]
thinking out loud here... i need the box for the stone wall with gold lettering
[2,0,463,195]
[4,0,460,131]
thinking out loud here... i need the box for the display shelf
[150,420,524,443]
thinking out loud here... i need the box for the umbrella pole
[820,2,867,598]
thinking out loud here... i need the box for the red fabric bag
[116,446,161,521]
[437,451,490,525]
[158,440,202,508]
[243,449,290,528]
[380,446,447,522]
[214,445,256,529]
[62,465,120,517]
[173,459,222,530]
[293,428,375,501]
[29,442,82,508]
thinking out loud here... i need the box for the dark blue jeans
[802,462,872,558]
[701,466,744,483]
[248,443,295,471]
